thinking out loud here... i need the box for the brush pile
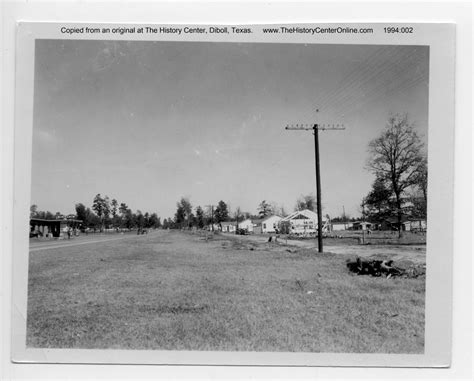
[346,257,416,278]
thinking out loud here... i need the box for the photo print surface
[27,39,429,354]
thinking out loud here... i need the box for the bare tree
[295,193,317,212]
[367,114,424,237]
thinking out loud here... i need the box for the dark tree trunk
[395,192,403,238]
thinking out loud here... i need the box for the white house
[261,215,283,233]
[220,222,236,233]
[409,219,427,232]
[238,219,254,232]
[279,209,329,234]
[331,222,352,231]
[252,218,265,234]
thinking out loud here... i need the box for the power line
[314,47,425,119]
[318,48,419,114]
[315,46,410,111]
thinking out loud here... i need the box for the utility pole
[205,205,215,232]
[285,110,345,253]
[343,205,346,230]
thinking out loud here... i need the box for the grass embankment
[27,230,425,353]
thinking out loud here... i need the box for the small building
[238,219,254,233]
[30,217,83,238]
[331,222,352,231]
[261,215,283,233]
[351,221,373,231]
[220,221,236,233]
[380,216,411,231]
[409,219,427,232]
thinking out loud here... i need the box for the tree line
[170,198,269,230]
[168,196,328,230]
[30,193,162,231]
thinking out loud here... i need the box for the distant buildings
[378,216,426,232]
[212,210,426,235]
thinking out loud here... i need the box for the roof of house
[281,209,324,222]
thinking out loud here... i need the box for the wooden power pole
[205,205,215,232]
[285,110,345,253]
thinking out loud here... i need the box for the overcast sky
[31,40,428,219]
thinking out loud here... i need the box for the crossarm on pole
[286,124,345,131]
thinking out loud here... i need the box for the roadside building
[261,215,283,233]
[380,216,411,231]
[220,221,236,233]
[331,222,353,231]
[279,209,328,235]
[351,221,373,231]
[409,219,427,232]
[238,219,254,233]
[30,217,83,238]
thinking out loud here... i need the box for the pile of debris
[403,264,426,279]
[347,257,408,278]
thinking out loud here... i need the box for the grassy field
[27,230,425,353]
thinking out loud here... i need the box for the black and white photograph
[7,18,461,370]
[26,38,429,354]
[2,0,472,379]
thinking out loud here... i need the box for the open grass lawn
[27,230,425,353]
